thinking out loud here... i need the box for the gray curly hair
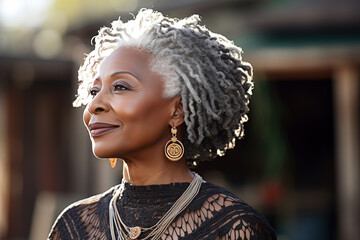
[74,8,254,165]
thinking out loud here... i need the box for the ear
[169,96,184,127]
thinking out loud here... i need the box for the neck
[122,157,193,186]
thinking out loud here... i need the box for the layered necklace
[109,173,203,240]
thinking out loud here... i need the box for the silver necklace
[109,173,203,240]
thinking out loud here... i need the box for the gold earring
[164,126,184,161]
[109,158,117,168]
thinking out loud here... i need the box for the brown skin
[83,47,193,185]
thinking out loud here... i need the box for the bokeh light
[0,0,54,28]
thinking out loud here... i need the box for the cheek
[113,95,158,121]
[112,95,171,139]
[83,108,91,128]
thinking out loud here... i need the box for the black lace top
[48,181,277,240]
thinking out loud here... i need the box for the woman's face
[83,47,174,159]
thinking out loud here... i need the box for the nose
[87,91,110,115]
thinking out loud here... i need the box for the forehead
[98,47,152,79]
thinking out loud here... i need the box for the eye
[113,83,130,92]
[89,87,100,97]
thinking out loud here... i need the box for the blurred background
[0,0,359,239]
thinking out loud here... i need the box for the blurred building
[0,0,359,239]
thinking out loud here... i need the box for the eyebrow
[94,71,140,82]
[111,71,140,81]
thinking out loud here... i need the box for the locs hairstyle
[74,9,254,165]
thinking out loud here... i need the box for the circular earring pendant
[165,139,184,161]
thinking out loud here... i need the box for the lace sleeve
[48,226,61,240]
[218,214,277,240]
[47,189,114,240]
[217,194,277,240]
[47,211,80,240]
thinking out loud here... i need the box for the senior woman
[48,9,276,240]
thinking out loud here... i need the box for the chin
[92,144,119,159]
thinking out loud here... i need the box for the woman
[48,9,276,240]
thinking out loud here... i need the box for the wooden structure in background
[0,57,74,239]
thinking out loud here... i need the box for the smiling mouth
[89,123,119,137]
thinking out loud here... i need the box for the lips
[88,122,119,137]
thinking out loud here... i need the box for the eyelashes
[89,86,100,96]
[113,82,131,91]
[88,81,132,97]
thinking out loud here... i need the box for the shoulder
[192,182,277,239]
[195,181,255,212]
[47,185,118,240]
